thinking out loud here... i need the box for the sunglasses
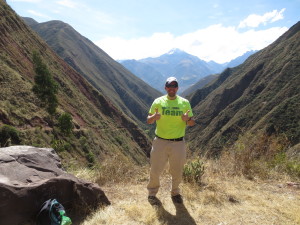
[166,84,178,88]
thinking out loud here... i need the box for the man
[146,77,195,205]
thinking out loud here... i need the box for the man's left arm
[185,102,195,127]
[181,111,195,126]
[186,116,195,126]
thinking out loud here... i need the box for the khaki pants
[147,137,186,196]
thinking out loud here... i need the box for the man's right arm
[147,114,155,124]
[147,108,160,124]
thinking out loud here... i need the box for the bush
[51,139,71,152]
[58,112,73,135]
[0,125,20,147]
[223,132,300,179]
[183,157,205,184]
[86,151,96,167]
[269,152,300,178]
[32,51,58,115]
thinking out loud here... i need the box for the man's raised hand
[181,110,190,121]
[154,108,161,121]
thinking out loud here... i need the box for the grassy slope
[74,160,300,225]
[25,19,161,129]
[0,1,150,166]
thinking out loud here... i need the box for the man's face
[165,81,178,98]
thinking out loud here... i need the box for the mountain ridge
[23,17,161,128]
[119,49,256,93]
[187,21,300,155]
[0,1,151,166]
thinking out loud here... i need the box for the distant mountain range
[118,49,257,94]
[24,16,256,99]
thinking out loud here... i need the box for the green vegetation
[222,132,300,179]
[267,95,300,145]
[51,139,71,152]
[57,112,74,135]
[183,157,205,184]
[269,152,300,178]
[25,19,161,130]
[0,125,20,147]
[32,51,58,115]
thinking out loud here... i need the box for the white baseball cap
[165,77,178,86]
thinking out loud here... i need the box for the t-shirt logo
[162,107,183,116]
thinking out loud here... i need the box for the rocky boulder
[0,145,110,225]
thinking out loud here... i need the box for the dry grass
[72,155,300,225]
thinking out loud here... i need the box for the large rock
[0,146,110,225]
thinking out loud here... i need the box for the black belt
[156,135,184,141]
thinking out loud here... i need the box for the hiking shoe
[171,194,183,204]
[148,196,162,206]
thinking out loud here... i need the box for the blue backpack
[36,199,72,225]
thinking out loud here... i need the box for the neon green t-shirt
[149,95,193,139]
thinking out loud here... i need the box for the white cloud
[95,24,288,63]
[96,32,175,60]
[27,9,51,19]
[238,9,286,28]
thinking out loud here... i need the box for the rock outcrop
[0,145,110,225]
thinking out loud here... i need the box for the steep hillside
[0,1,151,166]
[22,17,161,128]
[188,21,300,155]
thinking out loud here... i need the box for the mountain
[225,50,258,68]
[0,1,151,166]
[181,51,258,97]
[187,21,300,156]
[206,60,225,73]
[181,74,219,97]
[22,17,161,129]
[119,49,223,93]
[119,49,256,94]
[20,16,38,27]
[118,59,165,94]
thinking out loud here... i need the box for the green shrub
[58,112,73,135]
[0,125,20,147]
[226,132,299,179]
[79,136,88,152]
[183,157,205,184]
[51,139,71,152]
[32,51,58,115]
[286,161,300,177]
[86,151,96,167]
[269,152,300,178]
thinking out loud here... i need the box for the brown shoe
[148,196,162,206]
[171,194,183,204]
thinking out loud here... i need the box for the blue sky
[6,0,300,63]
